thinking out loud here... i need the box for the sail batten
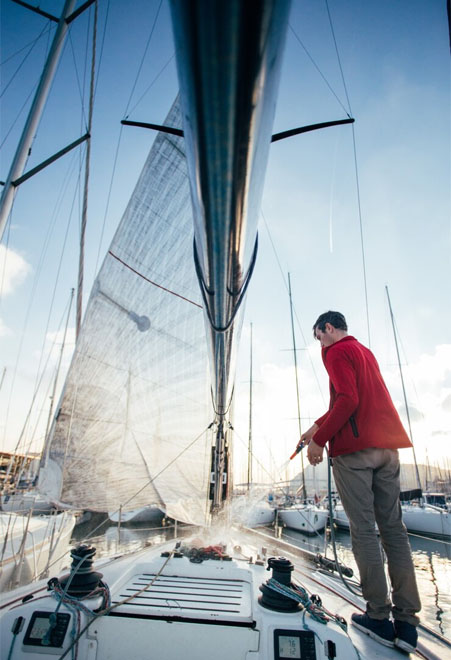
[39,101,212,526]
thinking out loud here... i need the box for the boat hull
[244,503,275,527]
[278,506,328,534]
[0,511,75,592]
[401,504,451,538]
[332,505,350,529]
[0,491,56,515]
[108,506,164,524]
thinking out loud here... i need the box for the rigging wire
[126,53,175,117]
[94,1,173,274]
[76,1,98,338]
[93,0,110,100]
[22,293,75,463]
[93,125,123,274]
[122,0,163,119]
[0,213,14,306]
[0,81,38,151]
[232,426,282,484]
[1,151,83,452]
[288,24,350,118]
[324,0,371,347]
[0,23,52,66]
[261,210,327,408]
[68,23,90,131]
[24,155,83,424]
[0,12,54,150]
[0,20,52,99]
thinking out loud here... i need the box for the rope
[58,546,177,660]
[265,577,347,630]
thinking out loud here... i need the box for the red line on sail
[108,251,202,309]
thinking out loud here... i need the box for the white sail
[39,101,212,526]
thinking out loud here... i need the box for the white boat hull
[332,503,451,539]
[0,512,75,592]
[278,505,328,534]
[0,491,56,515]
[244,502,275,527]
[401,504,451,538]
[332,505,350,529]
[108,506,164,524]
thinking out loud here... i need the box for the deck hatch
[112,573,253,622]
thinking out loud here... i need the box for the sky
[0,0,450,487]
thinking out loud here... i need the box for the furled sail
[39,101,212,526]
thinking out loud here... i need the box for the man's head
[313,311,348,348]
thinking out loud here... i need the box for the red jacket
[313,335,411,457]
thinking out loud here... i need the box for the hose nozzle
[290,441,304,460]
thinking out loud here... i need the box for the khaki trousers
[332,447,421,625]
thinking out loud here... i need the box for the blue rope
[266,578,347,631]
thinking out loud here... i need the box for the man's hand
[299,423,318,448]
[307,439,324,466]
[292,423,319,460]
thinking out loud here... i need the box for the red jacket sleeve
[313,347,359,447]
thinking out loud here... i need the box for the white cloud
[0,317,12,337]
[32,327,76,370]
[233,343,451,481]
[0,245,31,295]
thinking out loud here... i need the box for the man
[296,311,421,653]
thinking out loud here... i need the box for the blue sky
[1,1,450,483]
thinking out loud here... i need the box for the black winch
[259,556,301,612]
[56,545,103,597]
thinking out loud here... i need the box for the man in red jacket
[297,311,421,652]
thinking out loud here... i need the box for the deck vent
[112,573,253,623]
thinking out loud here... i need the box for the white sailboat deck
[112,560,254,622]
[1,529,449,659]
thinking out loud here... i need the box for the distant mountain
[289,461,450,496]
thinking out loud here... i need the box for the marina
[1,0,449,658]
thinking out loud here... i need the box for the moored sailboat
[0,510,75,593]
[0,1,449,659]
[276,274,328,534]
[386,287,451,539]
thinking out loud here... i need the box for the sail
[39,101,212,526]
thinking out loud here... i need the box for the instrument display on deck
[274,629,316,660]
[23,611,70,648]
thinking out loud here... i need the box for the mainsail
[39,101,212,526]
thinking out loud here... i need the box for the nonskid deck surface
[113,568,253,621]
[0,530,449,660]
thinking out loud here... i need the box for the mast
[385,285,422,491]
[170,0,291,513]
[247,323,253,491]
[288,273,306,498]
[42,288,75,469]
[76,0,98,338]
[0,0,76,240]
